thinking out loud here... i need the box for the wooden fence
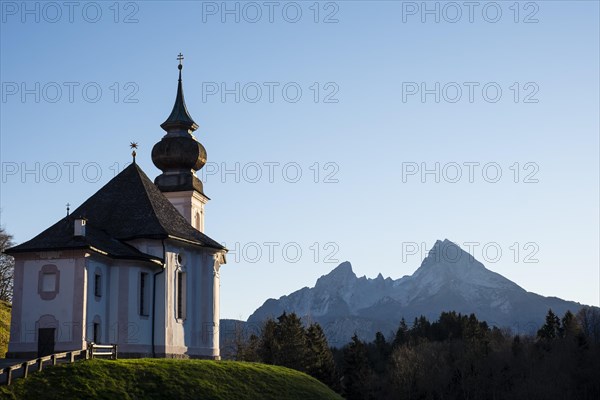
[1,343,117,386]
[88,343,118,360]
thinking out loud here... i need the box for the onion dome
[152,54,207,194]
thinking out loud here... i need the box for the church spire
[152,54,207,202]
[160,53,199,133]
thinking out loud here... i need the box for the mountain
[247,239,586,347]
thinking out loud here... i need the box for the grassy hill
[0,359,343,400]
[0,300,10,357]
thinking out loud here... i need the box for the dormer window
[74,218,87,236]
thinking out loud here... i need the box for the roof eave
[167,235,226,251]
[6,245,162,264]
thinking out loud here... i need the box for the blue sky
[1,0,598,319]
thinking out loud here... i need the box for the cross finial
[177,53,184,70]
[66,203,70,216]
[130,142,138,162]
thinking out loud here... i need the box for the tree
[272,312,308,371]
[576,307,600,345]
[0,227,14,302]
[560,310,580,340]
[393,318,409,348]
[537,309,561,341]
[305,323,338,389]
[342,334,375,400]
[388,343,428,400]
[410,316,432,344]
[237,333,260,362]
[258,319,278,364]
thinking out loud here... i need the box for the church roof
[6,217,163,263]
[8,163,225,260]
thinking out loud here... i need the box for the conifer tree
[537,309,561,340]
[343,334,374,400]
[306,323,338,389]
[393,318,409,348]
[258,319,278,364]
[273,312,308,371]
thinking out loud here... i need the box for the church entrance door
[38,328,55,357]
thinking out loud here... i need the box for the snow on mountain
[247,239,586,346]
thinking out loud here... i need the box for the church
[6,56,227,359]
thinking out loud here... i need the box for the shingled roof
[7,163,225,259]
[6,217,164,263]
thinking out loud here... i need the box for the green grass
[0,301,10,357]
[0,359,343,400]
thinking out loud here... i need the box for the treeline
[234,307,600,399]
[234,313,339,390]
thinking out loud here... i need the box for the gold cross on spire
[177,53,184,66]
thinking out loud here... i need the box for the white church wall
[160,242,223,359]
[7,251,88,357]
[126,238,164,259]
[162,247,186,355]
[107,260,120,344]
[162,191,208,232]
[153,260,167,355]
[114,262,157,356]
[22,258,75,344]
[85,258,110,345]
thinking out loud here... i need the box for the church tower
[152,54,208,232]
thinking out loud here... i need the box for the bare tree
[577,306,600,345]
[0,227,14,302]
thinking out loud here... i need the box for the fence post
[37,358,44,372]
[4,367,12,386]
[22,362,29,379]
[114,344,118,360]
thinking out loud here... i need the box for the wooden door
[38,328,55,357]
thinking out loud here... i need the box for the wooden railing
[1,343,118,386]
[0,349,87,386]
[88,342,118,360]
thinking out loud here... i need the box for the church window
[38,264,60,300]
[194,211,201,230]
[94,273,102,297]
[93,322,100,343]
[140,272,149,316]
[42,273,56,292]
[176,271,186,320]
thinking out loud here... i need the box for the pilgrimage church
[6,55,227,359]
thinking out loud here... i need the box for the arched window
[194,211,201,230]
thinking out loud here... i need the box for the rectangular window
[140,272,148,316]
[94,274,101,297]
[93,323,100,343]
[38,265,60,300]
[42,273,56,292]
[176,271,186,320]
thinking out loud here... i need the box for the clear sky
[1,0,598,320]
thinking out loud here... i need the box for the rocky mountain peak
[248,238,585,346]
[419,239,481,270]
[315,261,356,288]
